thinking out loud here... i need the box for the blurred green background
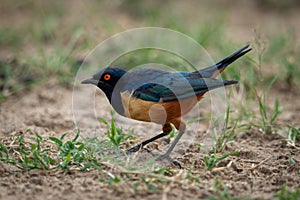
[0,0,299,101]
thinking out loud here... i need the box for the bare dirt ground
[1,80,300,200]
[1,1,300,200]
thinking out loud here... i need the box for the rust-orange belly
[120,91,204,125]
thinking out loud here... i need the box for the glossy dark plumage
[82,45,251,167]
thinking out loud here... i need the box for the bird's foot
[126,143,143,154]
[126,144,181,168]
[146,151,181,169]
[158,154,182,169]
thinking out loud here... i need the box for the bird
[81,45,251,167]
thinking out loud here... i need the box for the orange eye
[103,74,111,81]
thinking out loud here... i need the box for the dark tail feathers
[224,80,238,86]
[193,45,252,78]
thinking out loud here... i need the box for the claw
[125,127,184,169]
[126,143,143,154]
[126,132,169,154]
[158,154,182,169]
[151,153,182,169]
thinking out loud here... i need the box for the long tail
[192,45,252,78]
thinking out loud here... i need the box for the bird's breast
[120,91,204,125]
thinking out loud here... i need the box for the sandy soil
[0,78,300,200]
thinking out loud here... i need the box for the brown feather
[120,91,205,126]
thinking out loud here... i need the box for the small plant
[251,73,281,135]
[286,125,300,148]
[49,129,102,170]
[289,154,296,165]
[274,185,300,200]
[256,93,281,134]
[203,104,240,170]
[0,129,103,171]
[248,34,282,135]
[0,129,55,169]
[99,174,121,185]
[98,112,135,148]
[203,150,239,170]
[0,140,9,159]
[215,105,239,153]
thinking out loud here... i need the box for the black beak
[81,77,99,85]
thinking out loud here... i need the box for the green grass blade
[98,117,109,126]
[72,129,80,142]
[49,137,63,149]
[270,99,280,124]
[0,142,9,158]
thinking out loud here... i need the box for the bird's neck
[100,86,113,103]
[100,86,125,117]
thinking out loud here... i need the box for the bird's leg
[126,121,186,168]
[144,129,185,168]
[126,132,169,154]
[160,126,185,158]
[155,120,186,168]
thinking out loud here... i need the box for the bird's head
[81,66,127,101]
